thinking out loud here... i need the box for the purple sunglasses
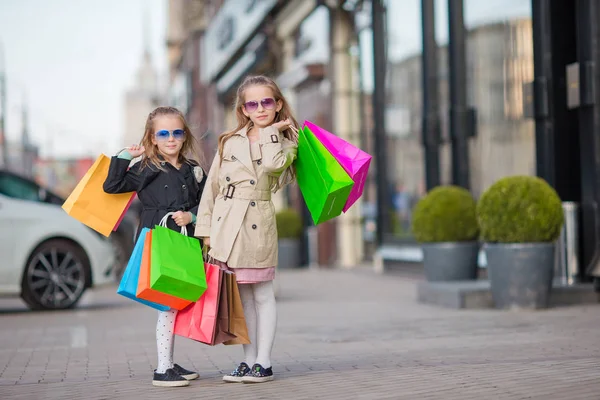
[243,97,276,113]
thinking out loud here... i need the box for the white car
[0,193,116,310]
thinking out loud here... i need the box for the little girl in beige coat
[195,75,299,383]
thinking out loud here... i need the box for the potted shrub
[411,185,480,281]
[276,208,303,268]
[477,176,564,310]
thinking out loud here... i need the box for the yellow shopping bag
[62,154,134,236]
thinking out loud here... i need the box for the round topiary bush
[477,176,563,243]
[411,185,479,243]
[276,208,303,239]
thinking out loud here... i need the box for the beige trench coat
[194,125,297,268]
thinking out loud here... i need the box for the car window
[0,174,41,202]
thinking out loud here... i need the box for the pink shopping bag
[303,120,372,212]
[113,193,136,231]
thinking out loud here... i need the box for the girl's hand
[203,237,210,248]
[127,144,145,158]
[172,211,192,227]
[272,118,291,132]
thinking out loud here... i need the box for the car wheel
[21,239,90,311]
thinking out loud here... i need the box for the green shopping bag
[149,213,207,302]
[295,125,354,225]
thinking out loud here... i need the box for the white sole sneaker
[223,375,244,383]
[152,380,190,387]
[180,372,199,380]
[242,375,274,384]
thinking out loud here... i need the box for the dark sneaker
[222,362,251,383]
[242,363,274,383]
[152,368,190,387]
[173,364,199,380]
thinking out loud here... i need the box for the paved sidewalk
[0,267,599,399]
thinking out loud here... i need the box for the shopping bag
[174,263,236,345]
[136,230,192,310]
[295,125,354,224]
[62,154,135,236]
[116,227,169,311]
[303,120,372,213]
[223,272,251,345]
[150,214,207,302]
[213,270,237,345]
[173,262,221,343]
[113,193,136,232]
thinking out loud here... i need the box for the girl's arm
[188,169,207,223]
[259,126,298,177]
[103,151,144,194]
[194,153,221,238]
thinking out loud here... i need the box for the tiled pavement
[0,267,599,399]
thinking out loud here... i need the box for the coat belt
[220,185,271,201]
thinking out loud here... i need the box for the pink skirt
[209,259,275,284]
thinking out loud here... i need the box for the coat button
[251,201,256,206]
[164,185,168,189]
[182,185,187,190]
[250,180,255,185]
[226,177,231,182]
[252,224,257,229]
[257,160,262,165]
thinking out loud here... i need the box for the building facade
[167,0,365,267]
[122,21,160,149]
[365,0,600,284]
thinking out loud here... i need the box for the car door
[0,194,19,291]
[0,174,45,291]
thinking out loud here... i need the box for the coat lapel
[233,128,256,176]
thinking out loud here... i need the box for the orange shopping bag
[136,230,192,310]
[62,154,134,236]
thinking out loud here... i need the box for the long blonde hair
[218,75,299,192]
[139,106,202,170]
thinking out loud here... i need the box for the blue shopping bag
[117,227,170,311]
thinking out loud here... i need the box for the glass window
[464,0,535,197]
[356,0,427,243]
[383,0,426,241]
[0,174,42,202]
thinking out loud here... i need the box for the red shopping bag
[113,193,136,231]
[174,262,234,345]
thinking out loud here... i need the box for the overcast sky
[0,0,167,158]
[0,0,530,159]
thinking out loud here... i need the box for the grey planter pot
[278,238,301,269]
[421,241,479,281]
[485,242,555,310]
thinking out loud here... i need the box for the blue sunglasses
[155,129,185,141]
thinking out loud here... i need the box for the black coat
[103,156,207,241]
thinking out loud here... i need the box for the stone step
[417,280,599,309]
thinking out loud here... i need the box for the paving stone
[0,268,599,399]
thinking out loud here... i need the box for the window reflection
[357,0,534,242]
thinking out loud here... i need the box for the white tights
[238,281,277,368]
[156,309,178,373]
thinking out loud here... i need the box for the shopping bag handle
[158,212,188,236]
[202,244,216,264]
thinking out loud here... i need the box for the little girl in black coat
[103,106,206,388]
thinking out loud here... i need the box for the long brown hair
[218,75,299,192]
[139,106,202,170]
